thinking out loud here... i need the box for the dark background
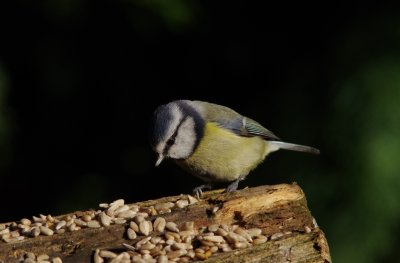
[1,1,400,262]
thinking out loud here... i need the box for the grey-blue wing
[196,101,280,141]
[213,116,280,141]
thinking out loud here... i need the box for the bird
[149,100,319,197]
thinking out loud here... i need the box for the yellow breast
[180,122,271,182]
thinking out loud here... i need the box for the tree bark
[0,183,331,263]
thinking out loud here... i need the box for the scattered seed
[0,228,10,235]
[30,227,41,237]
[130,221,139,232]
[175,200,189,209]
[98,212,111,227]
[247,228,262,237]
[270,232,285,240]
[25,252,36,260]
[155,202,174,211]
[37,254,49,261]
[40,226,54,236]
[203,235,225,243]
[157,255,168,263]
[187,195,198,205]
[134,215,145,224]
[55,220,66,230]
[99,203,109,208]
[32,216,42,223]
[139,221,151,236]
[74,219,87,227]
[122,243,136,251]
[52,257,63,263]
[87,220,101,228]
[167,249,187,259]
[127,228,137,240]
[94,249,104,263]
[207,224,219,232]
[253,235,268,245]
[21,218,32,226]
[234,227,252,242]
[117,210,136,219]
[99,250,118,259]
[81,214,92,222]
[114,205,130,215]
[68,223,77,232]
[166,222,179,233]
[110,199,125,208]
[56,229,66,234]
[153,217,166,233]
[113,218,127,225]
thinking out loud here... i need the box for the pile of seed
[94,219,268,263]
[19,252,62,263]
[0,196,198,244]
[1,196,273,262]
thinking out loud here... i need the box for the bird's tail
[269,141,320,155]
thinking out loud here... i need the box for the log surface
[0,184,331,263]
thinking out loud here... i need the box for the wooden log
[0,184,331,263]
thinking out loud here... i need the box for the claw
[225,176,245,193]
[192,184,212,198]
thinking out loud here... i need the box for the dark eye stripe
[163,116,187,155]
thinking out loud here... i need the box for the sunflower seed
[30,227,41,237]
[130,221,139,232]
[187,195,198,205]
[40,226,54,236]
[87,220,101,228]
[99,212,112,226]
[127,228,137,240]
[175,200,189,209]
[94,249,104,263]
[157,255,168,263]
[166,222,179,233]
[246,228,262,237]
[234,227,252,242]
[25,252,36,259]
[52,257,63,263]
[37,254,49,261]
[153,217,166,233]
[82,214,93,222]
[114,205,130,214]
[0,228,9,235]
[203,235,225,243]
[117,210,136,219]
[253,235,268,245]
[167,249,187,259]
[20,218,31,226]
[55,220,66,230]
[139,221,151,236]
[99,250,117,259]
[207,224,219,232]
[113,218,127,225]
[74,219,87,227]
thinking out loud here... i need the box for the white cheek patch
[169,117,196,159]
[155,104,183,154]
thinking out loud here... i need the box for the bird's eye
[166,138,175,146]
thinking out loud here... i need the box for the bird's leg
[225,176,245,193]
[192,184,213,198]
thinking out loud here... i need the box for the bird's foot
[192,184,213,199]
[224,177,245,193]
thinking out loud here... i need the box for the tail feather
[269,141,320,155]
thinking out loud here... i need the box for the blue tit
[149,100,319,197]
